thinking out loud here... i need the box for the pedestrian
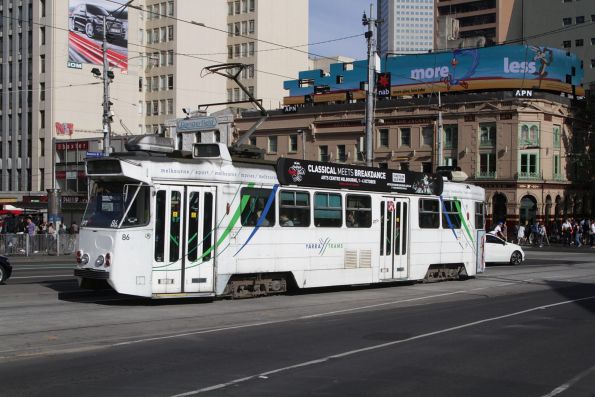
[574,221,582,247]
[561,218,572,246]
[70,222,79,234]
[517,223,526,245]
[489,221,506,240]
[538,223,546,247]
[590,219,595,248]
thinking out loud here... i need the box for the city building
[225,0,308,110]
[140,0,227,135]
[435,0,521,48]
[522,0,595,91]
[377,0,435,56]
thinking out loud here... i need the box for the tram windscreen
[81,181,150,228]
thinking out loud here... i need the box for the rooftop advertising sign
[284,45,584,99]
[68,0,128,71]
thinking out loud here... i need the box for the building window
[167,1,174,16]
[248,42,255,56]
[40,27,46,45]
[319,145,329,162]
[519,152,539,178]
[242,0,248,13]
[553,153,561,178]
[168,50,174,66]
[242,21,248,35]
[289,135,298,152]
[234,0,240,14]
[249,19,255,34]
[479,123,496,147]
[40,54,45,73]
[168,74,174,90]
[234,88,240,101]
[400,128,411,146]
[168,25,174,41]
[562,17,572,26]
[248,65,255,78]
[227,23,233,37]
[421,127,433,146]
[228,45,233,59]
[241,43,247,57]
[249,0,255,12]
[152,76,158,91]
[563,40,571,48]
[160,75,166,91]
[553,124,561,148]
[337,145,347,162]
[227,89,233,102]
[575,39,584,47]
[234,22,240,36]
[228,2,233,15]
[379,128,389,147]
[576,16,585,24]
[167,99,173,115]
[146,101,151,116]
[234,44,241,58]
[519,123,539,146]
[159,100,166,115]
[152,101,159,115]
[444,125,457,148]
[268,136,277,153]
[478,153,496,178]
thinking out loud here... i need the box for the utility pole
[363,5,380,167]
[102,16,112,155]
[437,91,443,168]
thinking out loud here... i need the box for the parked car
[485,234,525,265]
[68,3,126,41]
[0,255,12,284]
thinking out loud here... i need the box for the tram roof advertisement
[68,0,129,71]
[276,158,443,196]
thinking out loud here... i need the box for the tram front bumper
[74,268,110,279]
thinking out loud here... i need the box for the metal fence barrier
[0,234,78,256]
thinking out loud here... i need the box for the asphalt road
[1,248,594,396]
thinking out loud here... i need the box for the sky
[309,0,374,61]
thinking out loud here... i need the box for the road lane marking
[542,363,595,396]
[170,295,595,396]
[10,274,73,279]
[14,266,74,270]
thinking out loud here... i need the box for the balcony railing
[517,171,542,180]
[476,171,496,179]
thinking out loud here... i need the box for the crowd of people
[490,218,595,248]
[0,214,79,236]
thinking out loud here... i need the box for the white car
[485,233,525,265]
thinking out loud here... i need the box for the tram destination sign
[276,158,443,195]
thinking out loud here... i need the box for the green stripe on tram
[454,198,474,243]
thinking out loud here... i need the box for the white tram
[75,138,486,299]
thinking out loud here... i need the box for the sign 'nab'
[376,72,391,98]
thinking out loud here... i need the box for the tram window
[154,191,166,262]
[169,191,181,262]
[279,190,310,227]
[442,200,461,229]
[240,188,275,227]
[314,192,342,227]
[419,199,439,229]
[121,184,151,227]
[475,202,485,229]
[401,202,408,255]
[346,195,371,228]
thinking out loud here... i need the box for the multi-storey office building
[522,0,595,91]
[377,0,435,56]
[237,91,592,226]
[435,0,521,47]
[141,0,226,135]
[0,0,143,206]
[225,0,308,109]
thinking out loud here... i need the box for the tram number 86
[122,234,131,241]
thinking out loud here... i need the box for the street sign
[86,151,105,158]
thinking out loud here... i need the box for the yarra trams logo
[305,237,343,256]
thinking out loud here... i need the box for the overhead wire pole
[101,15,111,155]
[363,5,380,167]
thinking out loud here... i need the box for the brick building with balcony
[234,91,593,228]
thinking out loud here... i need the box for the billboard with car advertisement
[68,0,128,71]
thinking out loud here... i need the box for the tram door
[153,186,185,294]
[380,198,409,280]
[183,186,216,293]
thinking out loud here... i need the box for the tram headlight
[81,253,90,265]
[95,255,105,267]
